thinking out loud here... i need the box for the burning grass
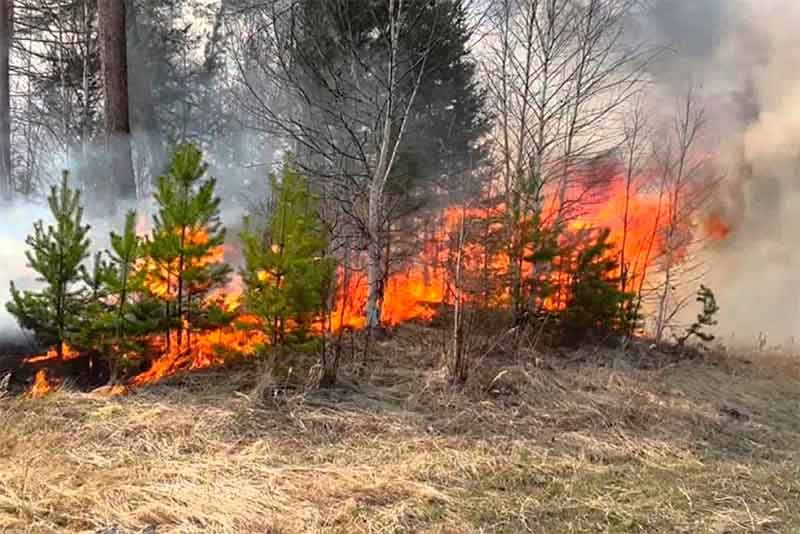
[1,324,799,533]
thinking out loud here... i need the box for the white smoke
[641,0,800,344]
[0,202,55,335]
[0,130,274,339]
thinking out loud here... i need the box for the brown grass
[1,324,799,533]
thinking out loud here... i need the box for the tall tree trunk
[98,0,135,202]
[126,0,166,182]
[0,0,12,202]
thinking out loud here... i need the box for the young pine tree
[676,285,719,348]
[240,162,335,349]
[522,210,562,316]
[146,144,231,348]
[75,211,161,381]
[74,251,113,353]
[561,228,635,344]
[7,171,91,359]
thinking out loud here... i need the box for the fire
[29,369,51,398]
[24,343,80,364]
[705,211,731,240]
[579,179,669,291]
[128,230,263,385]
[23,161,710,392]
[208,273,246,313]
[128,317,266,386]
[324,169,681,326]
[142,227,225,300]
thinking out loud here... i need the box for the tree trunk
[98,0,136,203]
[450,208,466,384]
[126,0,166,181]
[0,0,12,202]
[365,183,384,334]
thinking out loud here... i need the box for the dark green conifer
[676,285,719,347]
[75,211,161,380]
[561,228,635,343]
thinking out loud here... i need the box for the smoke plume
[643,0,800,344]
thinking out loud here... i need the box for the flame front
[25,163,727,394]
[129,229,265,386]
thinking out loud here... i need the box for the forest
[0,0,724,389]
[0,1,799,533]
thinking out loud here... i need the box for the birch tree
[652,87,716,344]
[230,0,482,332]
[482,0,649,323]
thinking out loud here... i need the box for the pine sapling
[146,144,231,348]
[561,228,635,344]
[240,161,335,349]
[7,171,91,359]
[676,284,719,347]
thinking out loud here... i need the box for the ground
[0,324,799,533]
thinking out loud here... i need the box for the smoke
[0,203,55,336]
[7,1,800,346]
[0,195,138,338]
[642,0,800,343]
[0,128,276,341]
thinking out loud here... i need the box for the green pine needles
[7,145,237,381]
[561,228,636,344]
[676,285,720,347]
[7,171,91,359]
[146,143,231,348]
[74,211,162,380]
[240,160,334,348]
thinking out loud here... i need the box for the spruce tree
[240,161,335,348]
[146,144,231,347]
[7,171,91,359]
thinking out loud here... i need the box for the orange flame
[142,228,225,300]
[705,212,731,240]
[128,318,266,386]
[24,343,80,364]
[26,161,707,390]
[29,369,51,398]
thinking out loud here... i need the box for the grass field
[1,325,799,533]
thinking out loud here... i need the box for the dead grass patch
[1,325,799,533]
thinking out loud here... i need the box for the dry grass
[1,324,799,533]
